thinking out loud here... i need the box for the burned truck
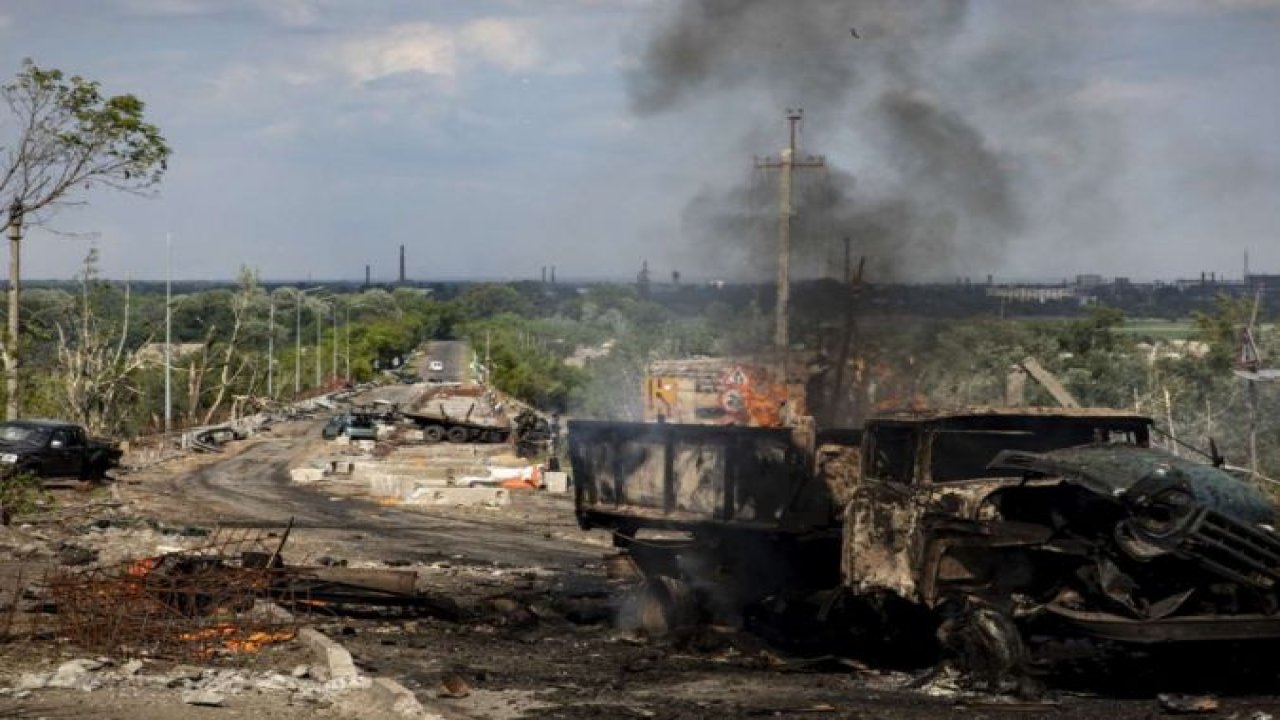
[569,408,1280,669]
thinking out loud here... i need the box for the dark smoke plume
[631,0,1108,282]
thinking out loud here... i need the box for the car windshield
[0,425,48,444]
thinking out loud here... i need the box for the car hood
[0,438,44,453]
[989,445,1275,527]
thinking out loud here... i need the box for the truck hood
[989,445,1275,527]
[0,438,45,453]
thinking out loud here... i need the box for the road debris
[1158,693,1220,714]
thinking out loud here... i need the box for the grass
[1117,318,1196,340]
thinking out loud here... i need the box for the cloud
[1113,0,1280,13]
[341,23,458,83]
[116,0,321,25]
[1072,78,1184,109]
[339,18,542,84]
[117,0,214,16]
[0,14,12,30]
[459,18,542,72]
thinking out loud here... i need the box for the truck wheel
[446,426,469,444]
[423,425,445,444]
[937,601,1028,690]
[619,576,697,636]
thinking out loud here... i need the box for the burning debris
[42,522,465,661]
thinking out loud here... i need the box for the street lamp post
[292,286,324,396]
[267,292,275,399]
[294,291,302,396]
[314,298,326,390]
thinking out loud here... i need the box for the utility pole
[294,292,302,396]
[164,233,172,434]
[756,109,825,352]
[5,201,22,420]
[267,292,275,399]
[315,300,323,389]
[331,301,338,385]
[843,237,851,285]
[344,305,351,381]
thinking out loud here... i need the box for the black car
[0,420,122,480]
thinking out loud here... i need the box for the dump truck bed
[569,420,838,535]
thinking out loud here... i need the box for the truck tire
[619,576,697,636]
[423,425,445,444]
[446,426,469,444]
[937,601,1028,690]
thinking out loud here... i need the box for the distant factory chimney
[399,245,405,283]
[550,265,556,284]
[365,264,371,287]
[541,266,547,284]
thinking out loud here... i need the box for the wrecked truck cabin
[570,407,1280,664]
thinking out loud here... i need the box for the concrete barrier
[290,468,325,484]
[542,471,569,493]
[367,474,450,498]
[403,487,509,507]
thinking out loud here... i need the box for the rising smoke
[630,0,1113,282]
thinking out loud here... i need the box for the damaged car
[571,408,1280,675]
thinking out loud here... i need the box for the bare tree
[0,60,169,418]
[201,268,262,424]
[54,249,148,436]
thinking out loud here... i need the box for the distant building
[986,285,1075,303]
[1075,274,1104,288]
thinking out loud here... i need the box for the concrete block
[542,471,569,493]
[330,435,351,446]
[403,487,509,507]
[297,628,360,683]
[290,468,325,484]
[329,460,354,475]
[354,440,377,453]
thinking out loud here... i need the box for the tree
[55,249,147,435]
[0,60,169,418]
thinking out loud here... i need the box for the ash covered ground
[0,402,1276,719]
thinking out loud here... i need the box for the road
[418,339,470,383]
[139,419,594,570]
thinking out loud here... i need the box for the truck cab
[0,419,121,480]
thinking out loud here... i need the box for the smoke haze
[630,0,1114,282]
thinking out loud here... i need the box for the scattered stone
[291,664,311,679]
[316,556,347,567]
[182,690,226,707]
[439,673,471,699]
[1158,694,1219,714]
[57,543,99,567]
[15,673,50,691]
[166,665,206,687]
[122,660,145,676]
[46,659,103,691]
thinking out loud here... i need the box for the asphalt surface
[145,420,595,570]
[419,340,470,383]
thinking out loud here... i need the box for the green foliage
[1,59,170,220]
[0,473,51,517]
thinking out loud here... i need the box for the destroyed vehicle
[570,408,1280,671]
[0,419,121,480]
[321,412,378,441]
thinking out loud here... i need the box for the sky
[0,0,1278,283]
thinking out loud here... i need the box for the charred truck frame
[570,408,1280,670]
